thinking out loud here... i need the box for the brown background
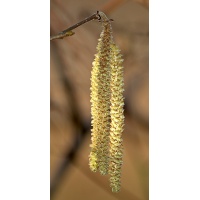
[50,0,149,199]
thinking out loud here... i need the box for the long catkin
[89,11,125,192]
[109,43,124,192]
[89,13,113,175]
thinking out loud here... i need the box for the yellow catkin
[89,12,113,175]
[109,43,124,192]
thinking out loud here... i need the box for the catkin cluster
[89,12,125,193]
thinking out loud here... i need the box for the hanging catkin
[109,43,124,192]
[89,12,113,175]
[89,11,124,192]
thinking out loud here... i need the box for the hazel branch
[50,11,102,41]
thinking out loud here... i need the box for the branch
[50,11,101,41]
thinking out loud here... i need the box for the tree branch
[50,11,101,41]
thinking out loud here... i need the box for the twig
[50,11,101,41]
[50,30,75,41]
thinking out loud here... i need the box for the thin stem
[50,11,101,41]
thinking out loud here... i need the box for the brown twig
[50,11,101,41]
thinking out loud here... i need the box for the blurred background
[50,0,148,199]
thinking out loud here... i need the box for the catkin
[109,43,124,192]
[89,11,125,192]
[89,12,113,175]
